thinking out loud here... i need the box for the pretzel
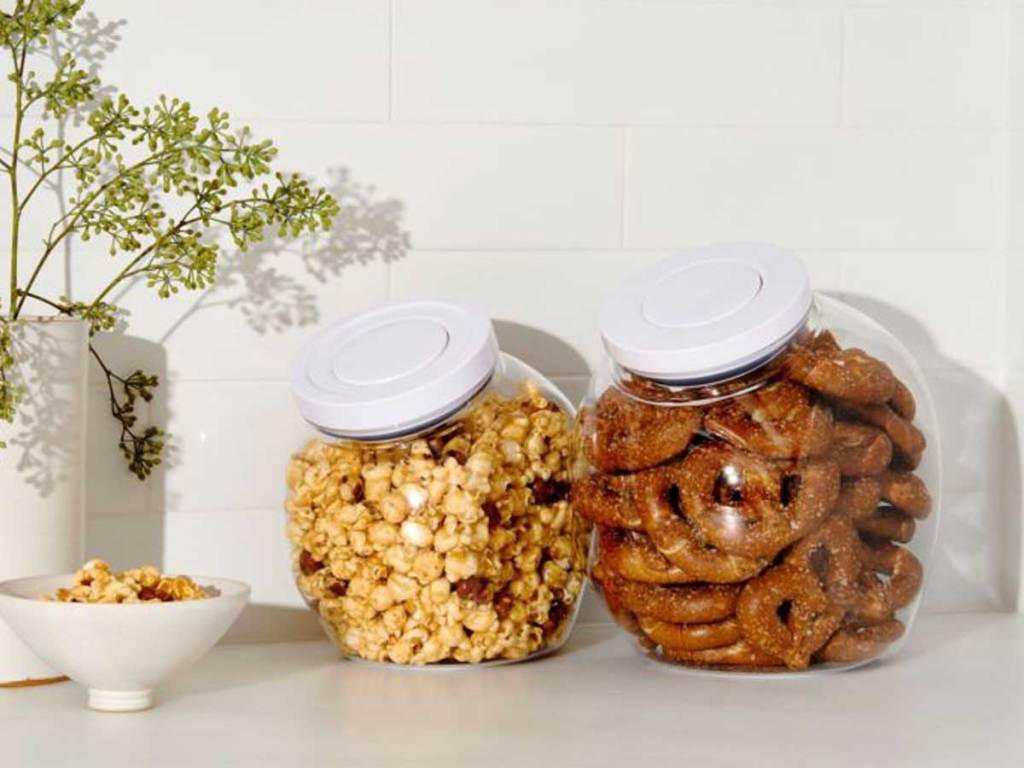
[593,564,739,624]
[571,471,644,530]
[784,332,896,404]
[879,471,931,519]
[855,507,915,544]
[841,403,926,470]
[590,563,640,631]
[846,541,923,626]
[784,513,862,609]
[860,542,922,612]
[889,378,917,420]
[585,387,701,472]
[638,616,742,652]
[815,619,904,663]
[661,639,783,669]
[672,443,839,559]
[606,603,643,636]
[736,564,844,670]
[704,380,834,459]
[596,526,699,584]
[848,572,894,625]
[835,477,882,521]
[830,422,893,477]
[637,462,770,583]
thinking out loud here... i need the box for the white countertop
[1,613,1022,767]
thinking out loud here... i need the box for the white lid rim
[599,244,812,382]
[612,308,809,384]
[299,369,496,442]
[290,300,499,438]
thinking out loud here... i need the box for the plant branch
[0,0,338,476]
[87,201,201,309]
[17,119,115,214]
[14,149,178,316]
[8,40,27,316]
[18,290,67,313]
[88,344,163,480]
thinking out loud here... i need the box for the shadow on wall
[493,320,590,380]
[0,12,170,567]
[15,10,412,640]
[31,11,125,300]
[92,169,410,641]
[0,7,414,641]
[85,334,168,568]
[144,167,411,344]
[835,292,1020,613]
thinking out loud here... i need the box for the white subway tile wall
[843,9,1006,127]
[0,1,1019,639]
[392,3,842,125]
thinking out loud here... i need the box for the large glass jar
[285,301,588,665]
[575,245,940,673]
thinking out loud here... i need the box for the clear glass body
[285,354,590,666]
[575,295,940,674]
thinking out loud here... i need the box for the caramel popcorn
[45,560,210,604]
[286,382,590,664]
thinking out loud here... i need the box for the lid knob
[643,260,762,329]
[331,318,450,386]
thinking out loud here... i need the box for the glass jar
[285,301,589,665]
[575,245,940,673]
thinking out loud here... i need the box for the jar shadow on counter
[158,640,342,704]
[156,621,605,706]
[827,292,1020,643]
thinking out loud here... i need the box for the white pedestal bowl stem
[88,688,155,713]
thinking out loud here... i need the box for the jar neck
[609,308,820,406]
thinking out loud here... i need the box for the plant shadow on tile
[0,11,168,562]
[151,167,410,343]
[95,168,411,637]
[13,9,411,614]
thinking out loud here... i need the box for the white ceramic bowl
[0,574,249,712]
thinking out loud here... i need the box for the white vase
[0,317,88,686]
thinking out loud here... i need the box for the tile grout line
[619,127,628,249]
[137,364,1008,386]
[71,113,1015,133]
[996,0,1013,394]
[993,5,1017,615]
[381,246,1001,255]
[837,8,846,128]
[387,0,396,122]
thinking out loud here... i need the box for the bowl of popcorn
[0,560,249,712]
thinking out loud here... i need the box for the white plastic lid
[291,301,499,439]
[599,244,812,382]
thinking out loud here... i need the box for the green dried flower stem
[1,0,339,478]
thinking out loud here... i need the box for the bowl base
[88,688,154,712]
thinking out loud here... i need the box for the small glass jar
[575,245,940,674]
[285,301,588,665]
